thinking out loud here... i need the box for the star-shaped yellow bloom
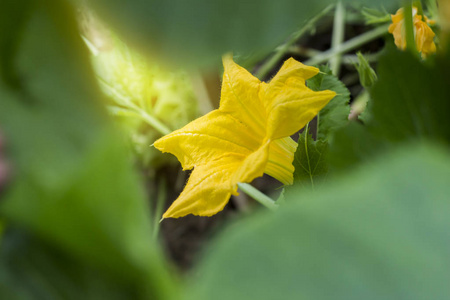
[389,6,436,57]
[154,56,336,219]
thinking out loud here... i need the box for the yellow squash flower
[154,56,336,219]
[388,6,436,57]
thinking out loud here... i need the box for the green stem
[286,46,381,64]
[403,2,418,55]
[316,113,320,140]
[303,124,315,191]
[98,78,171,135]
[137,110,171,136]
[153,179,166,240]
[237,183,279,211]
[330,1,346,76]
[304,24,389,66]
[255,4,335,80]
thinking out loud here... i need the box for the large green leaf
[307,65,351,140]
[82,0,399,67]
[185,143,450,300]
[0,0,174,298]
[330,47,450,171]
[0,230,138,300]
[291,129,329,189]
[370,48,450,142]
[84,0,336,66]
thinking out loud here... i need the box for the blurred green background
[1,0,450,299]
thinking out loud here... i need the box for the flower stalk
[237,183,279,211]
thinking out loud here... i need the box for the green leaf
[83,0,400,67]
[328,122,386,171]
[355,52,377,88]
[0,230,138,300]
[185,142,450,300]
[85,0,336,66]
[361,7,391,24]
[330,47,450,171]
[370,47,450,142]
[291,128,329,188]
[307,65,351,140]
[0,1,175,298]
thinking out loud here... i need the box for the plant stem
[330,1,346,76]
[98,78,172,135]
[255,4,335,80]
[237,183,279,211]
[403,2,418,55]
[137,110,172,135]
[304,24,389,66]
[303,124,315,191]
[153,178,166,240]
[286,46,381,64]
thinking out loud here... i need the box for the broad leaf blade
[292,129,329,188]
[330,47,450,171]
[307,65,350,140]
[370,47,450,142]
[85,0,336,67]
[0,1,174,298]
[185,143,450,300]
[0,230,138,300]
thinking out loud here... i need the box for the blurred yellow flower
[155,56,335,219]
[388,6,436,57]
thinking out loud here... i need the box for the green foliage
[83,0,399,67]
[185,143,450,300]
[0,0,445,299]
[292,128,329,189]
[0,230,138,300]
[86,34,199,168]
[287,66,349,190]
[361,7,391,24]
[307,65,351,140]
[84,0,338,66]
[0,0,174,298]
[355,51,378,88]
[371,48,450,142]
[330,47,450,171]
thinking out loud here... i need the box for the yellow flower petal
[162,143,270,219]
[388,6,436,57]
[155,56,336,218]
[265,137,298,185]
[261,58,336,139]
[154,110,264,170]
[220,55,266,137]
[162,157,240,218]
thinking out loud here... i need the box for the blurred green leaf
[85,0,338,66]
[328,122,384,170]
[370,48,450,142]
[185,143,450,300]
[330,47,450,171]
[0,230,138,300]
[307,65,351,140]
[355,51,377,88]
[0,0,174,298]
[291,128,329,188]
[361,7,391,24]
[83,0,399,67]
